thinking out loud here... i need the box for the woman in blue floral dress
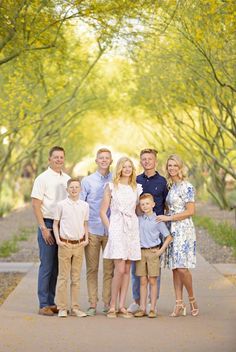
[157,154,199,317]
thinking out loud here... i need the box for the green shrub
[0,226,35,257]
[194,215,236,256]
[0,239,18,257]
[0,203,14,217]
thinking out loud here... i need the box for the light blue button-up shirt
[80,171,112,235]
[139,213,170,248]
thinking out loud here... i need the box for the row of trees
[0,0,158,211]
[0,0,235,211]
[129,0,236,208]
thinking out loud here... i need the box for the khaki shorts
[136,248,160,277]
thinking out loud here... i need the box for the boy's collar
[143,212,155,220]
[67,196,80,203]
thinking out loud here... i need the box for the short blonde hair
[140,148,158,158]
[113,157,137,190]
[96,148,112,158]
[67,178,80,187]
[139,193,154,202]
[166,154,187,187]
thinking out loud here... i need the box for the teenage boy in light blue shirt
[134,193,172,318]
[80,148,113,316]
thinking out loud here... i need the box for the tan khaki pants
[85,233,114,306]
[56,244,84,310]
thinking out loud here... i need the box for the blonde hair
[96,148,112,157]
[140,148,158,158]
[113,157,137,190]
[139,193,154,202]
[166,154,187,187]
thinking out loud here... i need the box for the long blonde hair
[166,154,187,187]
[113,157,137,190]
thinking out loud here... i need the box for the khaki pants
[56,244,84,310]
[85,233,114,306]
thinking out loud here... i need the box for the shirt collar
[142,212,156,220]
[48,166,64,176]
[95,170,111,180]
[142,171,159,179]
[67,196,80,204]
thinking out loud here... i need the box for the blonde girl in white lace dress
[157,154,199,317]
[100,157,142,318]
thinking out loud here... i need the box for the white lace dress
[103,182,142,261]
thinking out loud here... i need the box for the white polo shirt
[31,167,70,219]
[54,198,89,240]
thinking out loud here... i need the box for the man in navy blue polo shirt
[128,148,168,314]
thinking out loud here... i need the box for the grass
[0,203,14,218]
[194,215,236,256]
[0,226,34,258]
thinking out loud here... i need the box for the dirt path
[196,201,236,227]
[0,204,35,244]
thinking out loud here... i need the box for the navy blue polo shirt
[137,172,168,215]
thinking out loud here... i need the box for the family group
[31,146,199,319]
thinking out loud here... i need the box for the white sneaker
[146,303,158,315]
[71,309,87,317]
[58,309,67,318]
[127,302,140,313]
[146,303,151,315]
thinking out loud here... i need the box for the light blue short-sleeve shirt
[80,171,112,235]
[139,213,170,248]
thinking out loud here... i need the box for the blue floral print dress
[166,181,196,269]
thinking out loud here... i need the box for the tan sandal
[189,297,199,317]
[169,300,186,317]
[107,308,117,318]
[118,308,133,318]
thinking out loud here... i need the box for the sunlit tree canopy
[0,0,235,212]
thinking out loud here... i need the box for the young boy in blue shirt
[134,193,172,318]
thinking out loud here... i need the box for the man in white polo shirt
[31,146,70,316]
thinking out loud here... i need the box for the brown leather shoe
[38,306,54,316]
[49,305,59,314]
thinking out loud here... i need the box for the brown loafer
[49,305,59,314]
[38,306,54,316]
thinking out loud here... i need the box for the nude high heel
[189,296,199,316]
[169,300,186,317]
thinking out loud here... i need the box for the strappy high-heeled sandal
[169,300,186,317]
[189,297,199,316]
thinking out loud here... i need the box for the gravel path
[0,273,24,305]
[0,205,36,243]
[196,228,236,264]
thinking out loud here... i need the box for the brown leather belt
[59,235,85,244]
[141,245,160,250]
